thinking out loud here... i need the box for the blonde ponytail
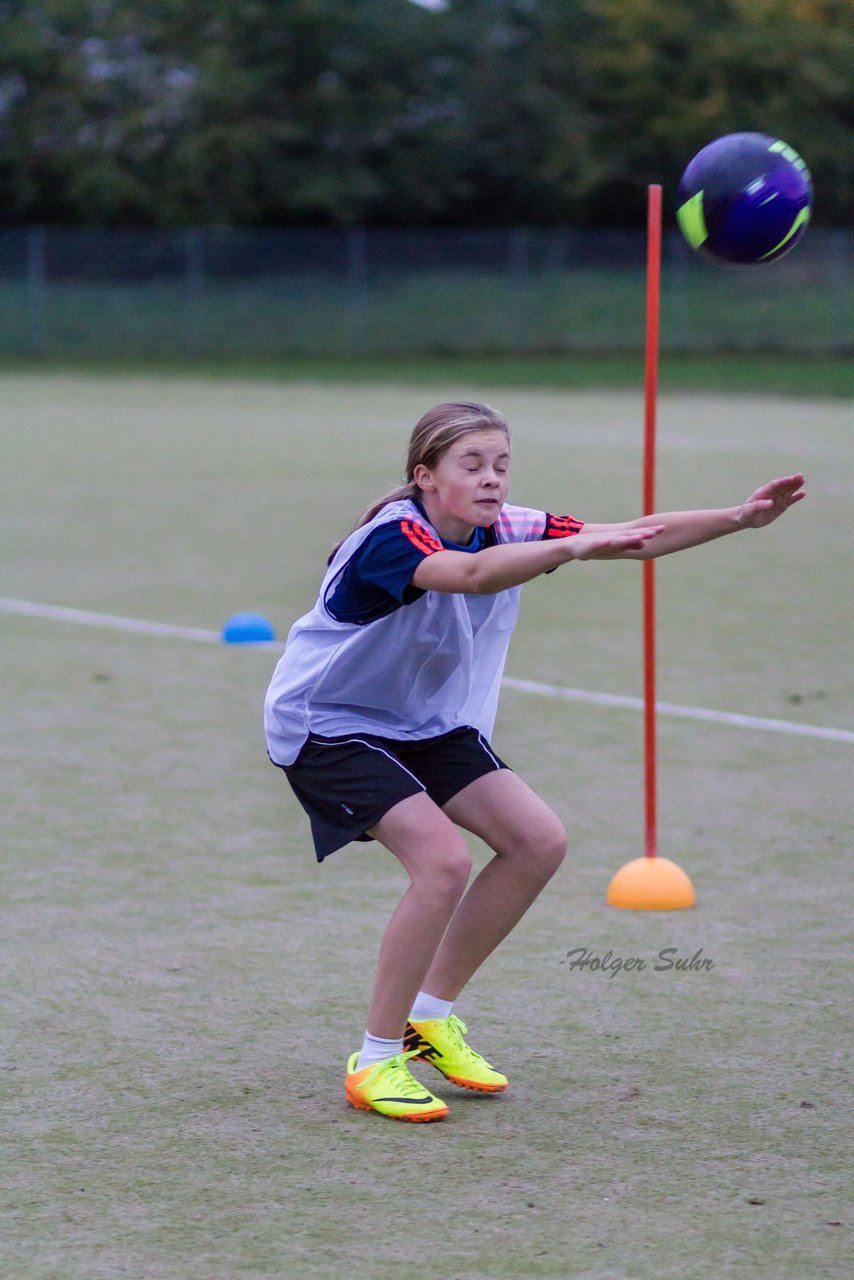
[353,482,420,531]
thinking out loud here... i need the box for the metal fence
[0,226,849,358]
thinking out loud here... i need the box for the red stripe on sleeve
[400,519,444,556]
[545,513,584,538]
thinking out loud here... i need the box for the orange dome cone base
[607,856,695,910]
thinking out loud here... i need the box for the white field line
[0,597,231,645]
[500,677,854,745]
[3,595,853,746]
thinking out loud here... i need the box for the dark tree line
[1,0,851,228]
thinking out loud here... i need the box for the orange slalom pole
[644,185,662,858]
[606,183,694,909]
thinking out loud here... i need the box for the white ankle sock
[356,1032,403,1071]
[409,990,454,1021]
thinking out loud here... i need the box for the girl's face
[413,429,510,543]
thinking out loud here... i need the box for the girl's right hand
[567,527,663,561]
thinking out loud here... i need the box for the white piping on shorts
[307,736,427,790]
[476,731,503,770]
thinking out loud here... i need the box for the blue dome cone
[221,612,276,644]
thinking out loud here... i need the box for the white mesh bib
[264,499,547,765]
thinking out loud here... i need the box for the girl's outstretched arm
[412,475,805,594]
[412,527,662,595]
[583,474,806,559]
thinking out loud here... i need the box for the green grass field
[1,351,852,397]
[2,373,852,1279]
[5,268,836,354]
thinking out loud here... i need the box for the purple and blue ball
[677,132,813,265]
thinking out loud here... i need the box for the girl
[264,401,804,1123]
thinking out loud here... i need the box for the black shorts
[273,725,510,862]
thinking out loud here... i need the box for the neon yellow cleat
[345,1049,449,1122]
[404,1015,508,1093]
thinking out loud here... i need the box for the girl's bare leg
[363,792,472,1039]
[422,769,567,1001]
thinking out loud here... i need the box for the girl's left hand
[737,474,806,528]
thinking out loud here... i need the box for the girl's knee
[372,795,472,898]
[503,814,567,882]
[532,816,567,878]
[413,833,473,902]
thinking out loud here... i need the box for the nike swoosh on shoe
[371,1095,436,1104]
